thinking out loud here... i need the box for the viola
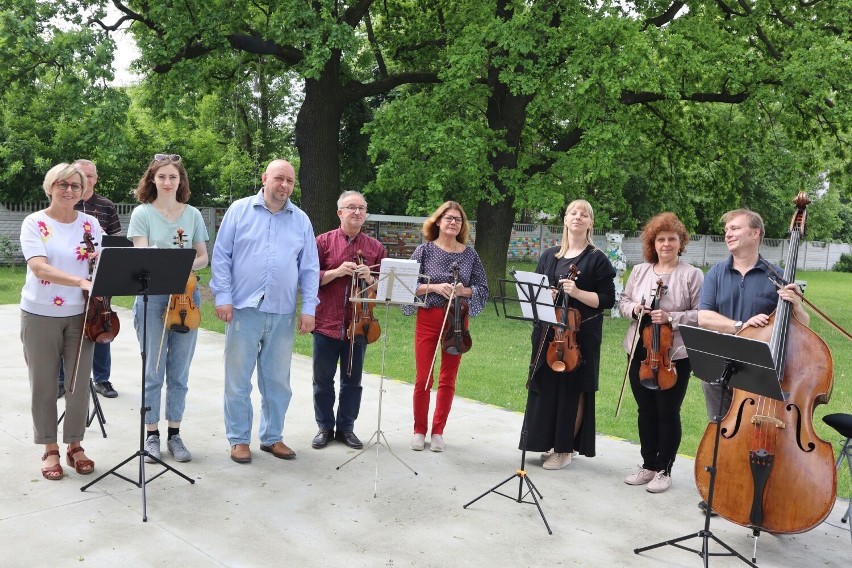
[347,250,381,345]
[695,193,836,534]
[165,228,201,333]
[81,232,120,344]
[546,265,581,373]
[638,278,676,390]
[441,262,472,355]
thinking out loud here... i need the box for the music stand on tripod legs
[463,270,558,535]
[336,262,425,497]
[634,325,782,567]
[80,247,196,522]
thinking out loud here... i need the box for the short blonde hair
[42,163,84,200]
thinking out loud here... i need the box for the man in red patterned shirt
[312,191,386,449]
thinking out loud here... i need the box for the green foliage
[834,253,852,273]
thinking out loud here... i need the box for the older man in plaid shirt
[312,191,386,450]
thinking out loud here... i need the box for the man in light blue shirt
[210,159,319,464]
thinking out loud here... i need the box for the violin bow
[424,285,457,391]
[767,276,852,342]
[68,233,97,395]
[615,298,647,418]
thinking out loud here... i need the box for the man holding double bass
[696,207,808,514]
[311,191,386,450]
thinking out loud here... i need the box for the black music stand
[80,247,196,522]
[634,325,781,567]
[58,378,107,438]
[463,271,557,534]
[336,263,426,497]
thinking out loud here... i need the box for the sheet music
[375,258,420,303]
[513,270,558,323]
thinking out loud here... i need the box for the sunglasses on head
[154,153,181,162]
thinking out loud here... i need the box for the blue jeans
[58,343,111,385]
[312,332,365,433]
[224,307,296,446]
[133,292,200,424]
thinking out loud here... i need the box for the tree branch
[343,0,374,28]
[643,2,686,30]
[620,90,750,105]
[345,72,440,101]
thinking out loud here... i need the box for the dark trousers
[629,356,692,474]
[58,342,111,385]
[312,332,366,433]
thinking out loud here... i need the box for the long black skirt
[519,366,597,457]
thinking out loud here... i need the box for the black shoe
[93,381,118,398]
[57,383,65,399]
[312,429,334,449]
[335,431,363,449]
[698,500,718,517]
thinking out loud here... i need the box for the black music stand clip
[80,247,196,522]
[635,325,780,567]
[464,270,556,534]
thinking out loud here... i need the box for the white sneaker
[624,466,657,486]
[646,471,672,493]
[410,433,425,451]
[430,434,444,452]
[144,434,161,463]
[540,449,553,462]
[542,452,572,470]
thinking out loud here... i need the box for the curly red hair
[640,212,689,263]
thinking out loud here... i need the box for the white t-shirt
[20,210,103,317]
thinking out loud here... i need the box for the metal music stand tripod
[80,247,196,522]
[635,325,782,567]
[336,263,427,497]
[463,270,557,534]
[59,379,107,438]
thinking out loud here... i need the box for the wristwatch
[734,320,743,333]
[667,315,673,323]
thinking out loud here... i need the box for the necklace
[154,203,184,221]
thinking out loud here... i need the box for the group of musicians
[20,160,808,504]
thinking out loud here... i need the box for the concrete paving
[0,304,848,567]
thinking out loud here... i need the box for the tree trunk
[295,57,346,235]
[475,66,532,293]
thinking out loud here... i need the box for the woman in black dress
[521,199,615,470]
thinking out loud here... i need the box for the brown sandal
[66,446,95,475]
[41,450,64,480]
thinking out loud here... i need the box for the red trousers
[413,307,463,435]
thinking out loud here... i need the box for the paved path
[0,305,848,567]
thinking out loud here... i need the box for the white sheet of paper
[375,258,421,304]
[513,270,558,323]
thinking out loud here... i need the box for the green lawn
[2,263,850,498]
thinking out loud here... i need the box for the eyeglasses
[442,215,463,224]
[154,153,181,162]
[342,205,367,213]
[56,181,83,194]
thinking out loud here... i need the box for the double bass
[546,265,581,373]
[695,193,836,534]
[638,278,676,390]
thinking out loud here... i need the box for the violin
[165,228,201,333]
[347,250,381,345]
[546,265,581,373]
[638,278,676,390]
[441,263,472,355]
[695,193,836,534]
[81,232,120,344]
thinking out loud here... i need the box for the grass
[3,263,850,498]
